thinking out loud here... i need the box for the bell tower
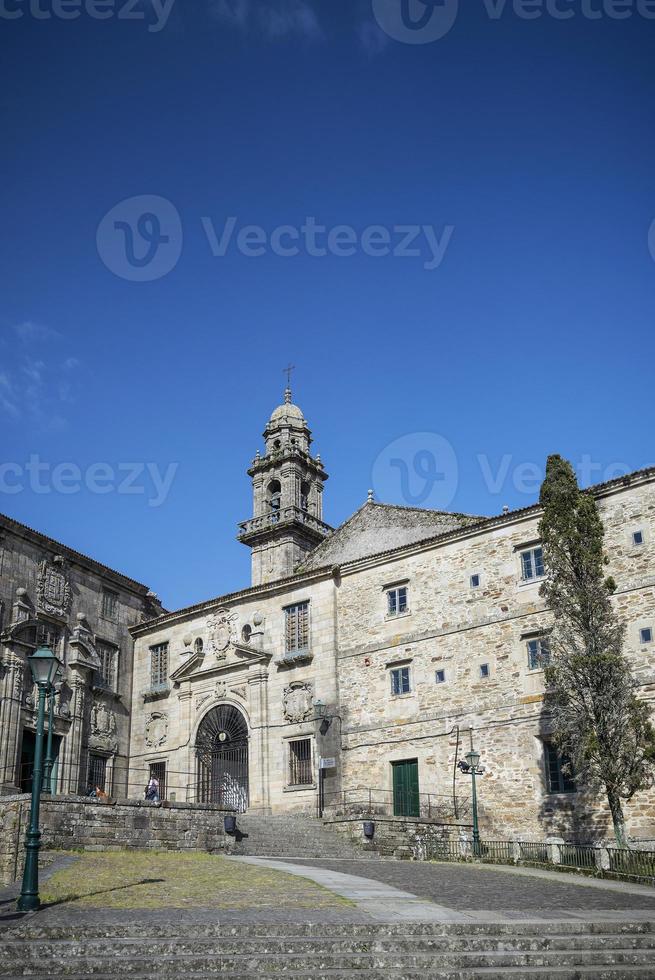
[237,385,331,586]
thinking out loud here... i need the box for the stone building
[126,388,655,840]
[1,387,653,840]
[0,514,162,798]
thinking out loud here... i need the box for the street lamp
[17,646,63,913]
[43,667,64,795]
[465,747,481,857]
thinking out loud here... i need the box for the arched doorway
[196,704,249,811]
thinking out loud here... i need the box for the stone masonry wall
[0,795,229,885]
[335,477,655,843]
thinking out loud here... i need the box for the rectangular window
[87,754,107,794]
[150,642,169,689]
[527,636,551,670]
[288,738,312,786]
[101,589,118,620]
[37,622,61,653]
[96,642,118,691]
[387,586,408,616]
[149,761,166,800]
[640,627,653,645]
[545,742,576,794]
[470,574,481,589]
[435,668,446,684]
[390,666,411,695]
[633,530,644,546]
[285,602,310,654]
[479,663,490,679]
[520,546,545,582]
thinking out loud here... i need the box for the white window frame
[632,530,645,547]
[527,636,551,671]
[386,584,409,618]
[519,545,545,583]
[479,662,490,679]
[390,665,412,696]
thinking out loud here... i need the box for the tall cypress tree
[538,455,655,846]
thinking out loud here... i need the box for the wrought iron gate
[196,704,249,811]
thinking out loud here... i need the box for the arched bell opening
[195,704,249,812]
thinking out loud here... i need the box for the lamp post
[17,646,63,913]
[465,747,481,857]
[43,668,63,796]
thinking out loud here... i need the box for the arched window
[241,624,252,644]
[268,480,281,522]
[194,637,204,655]
[300,481,310,512]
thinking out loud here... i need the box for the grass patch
[41,850,350,910]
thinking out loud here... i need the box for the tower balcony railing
[238,506,331,539]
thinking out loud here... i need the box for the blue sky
[1,1,654,610]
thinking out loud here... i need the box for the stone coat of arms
[37,556,71,618]
[283,681,314,723]
[145,711,168,748]
[207,609,237,661]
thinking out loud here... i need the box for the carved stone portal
[145,711,168,748]
[283,681,314,723]
[37,555,72,618]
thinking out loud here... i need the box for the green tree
[538,455,655,846]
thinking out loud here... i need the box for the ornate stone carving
[37,555,72,618]
[230,684,247,702]
[195,692,212,712]
[145,711,168,748]
[207,608,237,661]
[89,698,117,752]
[283,681,314,723]
[215,679,228,700]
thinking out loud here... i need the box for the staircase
[225,812,375,859]
[1,920,654,978]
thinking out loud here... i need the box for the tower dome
[268,387,305,424]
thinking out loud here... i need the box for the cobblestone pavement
[283,859,655,914]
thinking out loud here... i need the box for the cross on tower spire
[283,363,295,403]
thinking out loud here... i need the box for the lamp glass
[465,749,481,769]
[29,646,63,687]
[313,699,326,719]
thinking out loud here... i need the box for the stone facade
[2,389,654,844]
[0,514,162,799]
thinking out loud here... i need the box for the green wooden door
[392,759,420,817]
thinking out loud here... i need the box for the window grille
[96,642,117,690]
[87,754,107,793]
[545,742,576,793]
[391,666,411,695]
[527,637,551,670]
[149,761,166,799]
[520,546,544,581]
[288,739,312,786]
[387,586,408,616]
[285,602,309,654]
[102,590,118,620]
[150,642,169,688]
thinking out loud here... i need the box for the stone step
[6,921,654,940]
[2,933,655,958]
[3,947,655,975]
[7,966,653,980]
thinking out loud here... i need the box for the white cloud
[0,321,80,426]
[11,320,61,344]
[210,0,323,40]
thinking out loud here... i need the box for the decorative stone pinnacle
[284,386,292,404]
[367,489,374,503]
